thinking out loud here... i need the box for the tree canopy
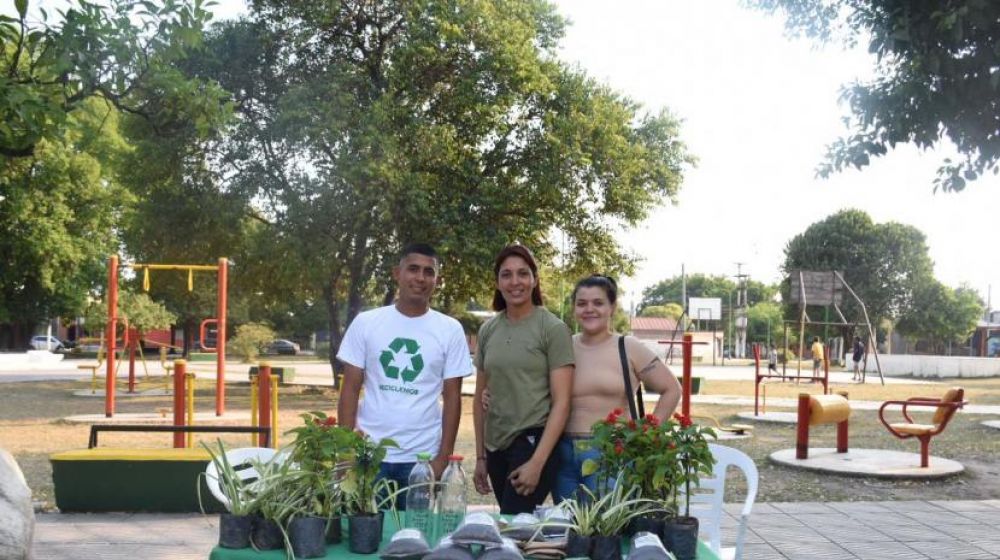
[640,273,776,312]
[751,0,1000,192]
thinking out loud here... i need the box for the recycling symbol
[379,337,424,382]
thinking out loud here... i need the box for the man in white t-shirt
[337,243,472,499]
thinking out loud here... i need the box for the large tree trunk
[324,280,343,388]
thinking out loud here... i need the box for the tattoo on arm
[638,359,659,377]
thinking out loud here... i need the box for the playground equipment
[786,270,884,384]
[753,342,829,416]
[104,255,229,417]
[795,391,851,460]
[879,387,966,468]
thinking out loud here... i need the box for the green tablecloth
[208,516,720,560]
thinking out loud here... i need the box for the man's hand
[508,458,542,496]
[430,454,447,479]
[473,458,491,495]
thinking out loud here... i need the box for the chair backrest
[932,387,964,425]
[686,443,759,557]
[204,447,278,509]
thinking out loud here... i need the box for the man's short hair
[399,243,439,265]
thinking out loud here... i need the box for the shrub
[230,322,276,363]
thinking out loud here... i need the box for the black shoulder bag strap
[618,335,645,420]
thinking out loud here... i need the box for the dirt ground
[1,376,999,511]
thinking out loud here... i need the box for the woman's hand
[508,459,542,496]
[473,458,492,495]
[481,387,492,410]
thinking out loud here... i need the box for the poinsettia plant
[284,411,355,516]
[583,408,680,505]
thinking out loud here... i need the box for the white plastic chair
[686,443,759,560]
[204,447,278,509]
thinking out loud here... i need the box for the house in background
[629,316,721,362]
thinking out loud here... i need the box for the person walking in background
[810,336,825,379]
[552,274,682,503]
[336,243,472,501]
[767,345,779,375]
[472,244,574,514]
[852,336,865,382]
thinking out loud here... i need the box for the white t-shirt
[337,305,472,462]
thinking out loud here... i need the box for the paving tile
[904,540,1000,560]
[879,501,948,513]
[928,500,1000,513]
[745,512,808,527]
[772,541,856,560]
[740,542,788,560]
[827,502,893,514]
[812,523,897,543]
[848,512,926,526]
[769,502,841,514]
[930,523,1000,541]
[957,511,1000,526]
[969,540,1000,555]
[750,502,784,514]
[839,541,934,560]
[874,523,953,542]
[751,524,829,545]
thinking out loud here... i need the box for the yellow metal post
[270,376,279,448]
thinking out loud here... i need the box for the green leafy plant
[198,440,260,516]
[561,474,659,537]
[230,322,277,362]
[341,433,400,516]
[285,411,354,517]
[669,413,717,518]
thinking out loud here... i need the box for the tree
[0,0,229,158]
[746,301,784,346]
[640,274,776,311]
[194,2,694,379]
[640,303,684,320]
[895,281,983,354]
[750,0,1000,192]
[782,209,934,330]
[0,99,129,349]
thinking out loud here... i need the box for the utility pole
[734,262,748,359]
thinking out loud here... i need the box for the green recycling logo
[379,337,424,383]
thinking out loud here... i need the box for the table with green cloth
[208,516,721,560]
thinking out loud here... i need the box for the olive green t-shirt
[475,307,574,451]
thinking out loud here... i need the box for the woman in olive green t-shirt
[472,244,574,514]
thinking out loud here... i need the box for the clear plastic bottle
[437,455,467,538]
[406,452,436,541]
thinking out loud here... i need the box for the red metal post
[105,255,119,417]
[127,327,137,394]
[836,390,849,453]
[258,363,272,448]
[681,334,693,418]
[216,258,228,416]
[796,393,810,459]
[173,360,187,448]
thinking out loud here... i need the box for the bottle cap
[448,454,464,461]
[416,452,433,461]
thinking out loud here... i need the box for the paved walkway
[30,499,1000,560]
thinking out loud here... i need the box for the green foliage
[640,303,684,320]
[199,440,260,516]
[749,0,1000,192]
[561,475,657,537]
[584,410,679,506]
[895,281,983,352]
[640,274,776,312]
[782,209,934,325]
[229,322,276,363]
[341,433,399,515]
[284,411,354,516]
[81,290,176,336]
[669,413,717,517]
[746,301,783,344]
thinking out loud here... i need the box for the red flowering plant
[667,413,717,518]
[582,408,680,507]
[284,411,356,516]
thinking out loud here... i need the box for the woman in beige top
[552,275,682,502]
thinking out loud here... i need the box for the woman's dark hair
[571,275,618,305]
[491,244,544,311]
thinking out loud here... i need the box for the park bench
[879,387,966,468]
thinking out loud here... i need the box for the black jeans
[486,427,557,514]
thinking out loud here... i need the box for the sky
[33,0,997,312]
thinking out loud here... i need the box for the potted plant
[661,413,716,560]
[285,411,354,544]
[341,432,400,553]
[562,474,657,560]
[199,441,260,549]
[583,410,677,535]
[250,455,310,551]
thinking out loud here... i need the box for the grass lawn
[2,374,999,511]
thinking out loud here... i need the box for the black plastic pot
[325,515,343,544]
[218,513,252,549]
[628,514,665,538]
[565,531,593,558]
[251,516,285,550]
[289,516,327,559]
[591,535,622,560]
[661,516,699,560]
[348,512,384,554]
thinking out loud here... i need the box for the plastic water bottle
[406,452,436,541]
[437,455,467,538]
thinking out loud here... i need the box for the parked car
[30,335,66,351]
[268,339,300,355]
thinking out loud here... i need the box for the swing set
[103,255,229,418]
